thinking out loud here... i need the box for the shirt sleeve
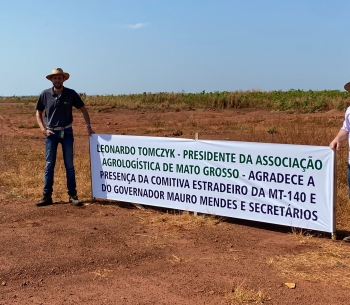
[341,107,350,132]
[34,91,45,112]
[72,90,85,109]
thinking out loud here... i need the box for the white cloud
[124,23,149,29]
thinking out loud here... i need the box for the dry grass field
[1,95,350,304]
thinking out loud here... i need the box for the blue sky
[1,0,350,96]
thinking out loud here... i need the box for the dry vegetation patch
[139,210,221,232]
[224,283,271,305]
[270,233,350,287]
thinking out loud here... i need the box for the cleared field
[1,92,350,304]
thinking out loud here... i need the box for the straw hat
[46,68,70,81]
[344,82,350,92]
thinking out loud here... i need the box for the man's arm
[35,110,53,136]
[330,129,348,151]
[79,106,95,136]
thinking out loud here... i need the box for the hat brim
[344,82,350,92]
[46,72,70,81]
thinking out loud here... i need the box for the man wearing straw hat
[35,68,95,207]
[330,82,350,241]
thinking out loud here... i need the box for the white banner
[89,134,335,233]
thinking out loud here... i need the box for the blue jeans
[44,127,76,195]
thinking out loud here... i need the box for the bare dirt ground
[1,104,350,305]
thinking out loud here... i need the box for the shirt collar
[50,86,65,96]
